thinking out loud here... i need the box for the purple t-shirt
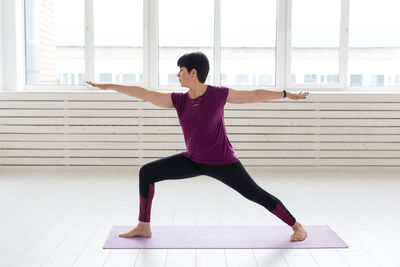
[171,85,239,165]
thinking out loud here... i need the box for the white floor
[0,166,400,267]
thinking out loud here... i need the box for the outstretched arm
[227,88,309,104]
[86,81,174,109]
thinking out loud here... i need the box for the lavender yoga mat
[103,225,348,249]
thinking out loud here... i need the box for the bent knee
[139,164,154,183]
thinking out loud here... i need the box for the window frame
[2,0,399,91]
[285,0,350,90]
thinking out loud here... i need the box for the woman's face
[177,67,189,87]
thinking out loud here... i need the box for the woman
[86,52,309,241]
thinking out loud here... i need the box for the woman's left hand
[288,91,309,100]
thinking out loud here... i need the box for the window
[349,0,400,87]
[221,0,276,87]
[371,75,385,87]
[290,0,340,85]
[327,75,339,84]
[122,74,136,83]
[168,74,179,85]
[259,75,273,86]
[25,0,85,85]
[57,73,69,85]
[235,74,249,86]
[350,75,363,87]
[159,0,214,86]
[221,74,228,84]
[24,0,143,86]
[99,73,112,82]
[304,74,317,83]
[94,0,143,83]
[21,0,400,90]
[396,75,400,86]
[78,73,85,85]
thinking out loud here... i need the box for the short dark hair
[177,52,209,83]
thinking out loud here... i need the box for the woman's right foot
[290,222,307,242]
[119,223,152,238]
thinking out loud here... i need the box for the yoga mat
[103,225,348,249]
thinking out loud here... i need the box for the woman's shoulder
[206,85,229,105]
[207,85,229,95]
[208,84,228,90]
[171,91,188,100]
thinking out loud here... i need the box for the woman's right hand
[86,81,110,90]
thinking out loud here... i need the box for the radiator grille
[1,91,400,166]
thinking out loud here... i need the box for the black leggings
[138,153,296,226]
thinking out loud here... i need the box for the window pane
[304,74,317,83]
[350,74,363,87]
[349,0,400,87]
[94,0,143,84]
[327,74,339,83]
[25,0,85,85]
[221,0,276,87]
[291,0,340,85]
[159,0,214,86]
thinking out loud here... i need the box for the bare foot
[119,222,152,238]
[290,222,307,242]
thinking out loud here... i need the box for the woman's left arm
[226,88,309,104]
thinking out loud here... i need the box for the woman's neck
[188,83,208,99]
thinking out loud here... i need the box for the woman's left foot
[290,222,307,242]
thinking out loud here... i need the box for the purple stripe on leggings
[139,184,155,222]
[271,204,296,226]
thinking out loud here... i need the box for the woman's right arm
[86,81,174,109]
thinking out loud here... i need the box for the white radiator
[1,91,400,166]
